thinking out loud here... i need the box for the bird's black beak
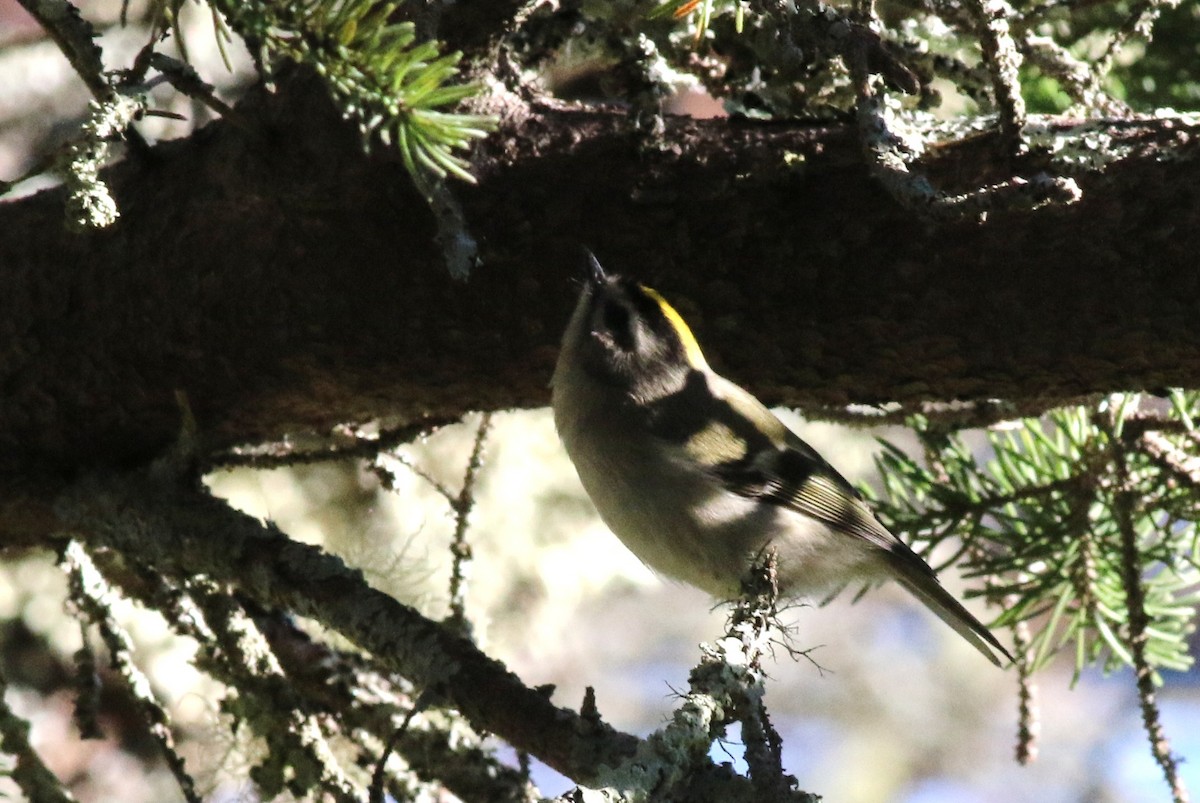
[582,248,607,287]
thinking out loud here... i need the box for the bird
[551,253,1012,666]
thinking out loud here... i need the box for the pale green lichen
[581,638,756,801]
[62,93,145,231]
[1025,118,1138,172]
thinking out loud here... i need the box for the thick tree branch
[56,471,640,785]
[2,75,1199,487]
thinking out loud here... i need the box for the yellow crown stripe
[638,284,708,369]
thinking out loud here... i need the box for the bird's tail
[889,558,1013,667]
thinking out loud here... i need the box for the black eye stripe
[602,299,636,351]
[602,298,630,333]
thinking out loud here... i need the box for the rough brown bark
[2,75,1198,497]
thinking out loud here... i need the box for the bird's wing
[701,375,932,569]
[709,379,1011,665]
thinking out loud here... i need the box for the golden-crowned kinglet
[552,254,1012,666]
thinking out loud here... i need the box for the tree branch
[56,470,641,784]
[2,74,1199,486]
[52,468,783,798]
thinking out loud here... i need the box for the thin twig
[1095,0,1179,79]
[1011,614,1040,764]
[918,473,1088,529]
[967,0,1026,157]
[207,415,460,470]
[189,590,366,801]
[146,53,246,123]
[446,413,492,633]
[1108,419,1191,803]
[374,413,493,634]
[730,553,795,798]
[1019,33,1126,116]
[62,541,202,803]
[71,620,103,740]
[1140,432,1200,491]
[370,690,435,803]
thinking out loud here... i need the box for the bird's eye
[602,299,631,337]
[599,299,637,352]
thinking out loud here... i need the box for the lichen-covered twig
[207,415,460,470]
[1095,0,1182,78]
[967,0,1026,157]
[727,553,794,799]
[844,0,1072,217]
[1012,616,1040,765]
[854,69,1081,218]
[71,619,103,740]
[1140,431,1200,491]
[14,0,152,162]
[189,589,367,801]
[244,595,536,802]
[1108,420,1192,803]
[61,94,147,230]
[62,541,202,803]
[577,552,813,802]
[9,0,151,227]
[92,557,497,801]
[105,564,368,801]
[1019,33,1127,116]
